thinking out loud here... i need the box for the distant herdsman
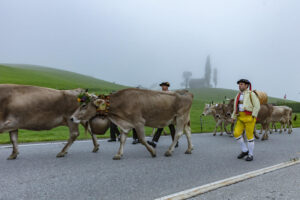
[231,79,260,161]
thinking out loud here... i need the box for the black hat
[159,82,170,87]
[237,79,250,85]
[237,79,252,90]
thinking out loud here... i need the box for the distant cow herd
[0,84,297,160]
[202,99,297,141]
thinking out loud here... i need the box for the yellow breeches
[234,112,256,141]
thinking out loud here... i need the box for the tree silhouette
[182,71,192,89]
[204,55,212,87]
[213,68,218,88]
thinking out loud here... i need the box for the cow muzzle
[70,116,81,124]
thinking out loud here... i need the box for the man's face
[238,82,249,92]
[161,85,169,91]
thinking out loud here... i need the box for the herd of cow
[202,99,297,140]
[0,84,193,160]
[0,84,297,161]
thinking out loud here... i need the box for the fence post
[200,116,203,133]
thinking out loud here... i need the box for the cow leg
[279,122,283,133]
[184,124,193,154]
[220,121,224,136]
[261,124,269,141]
[230,123,234,136]
[7,130,19,160]
[288,120,292,134]
[269,123,273,134]
[91,133,100,153]
[113,131,128,160]
[254,130,260,140]
[273,122,277,132]
[57,123,79,157]
[224,122,230,135]
[133,126,156,158]
[213,120,222,136]
[165,122,184,157]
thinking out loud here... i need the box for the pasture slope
[0,64,298,144]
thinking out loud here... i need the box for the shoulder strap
[249,91,253,106]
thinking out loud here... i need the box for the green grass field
[0,64,299,144]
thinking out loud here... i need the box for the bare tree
[182,71,192,89]
[213,68,218,88]
[204,55,212,87]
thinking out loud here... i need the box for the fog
[0,0,300,100]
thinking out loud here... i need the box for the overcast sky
[0,0,300,100]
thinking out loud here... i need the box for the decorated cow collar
[77,92,111,117]
[95,94,110,116]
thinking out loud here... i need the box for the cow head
[202,104,215,116]
[70,93,105,123]
[214,104,225,119]
[225,99,235,117]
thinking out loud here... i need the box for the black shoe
[107,139,117,142]
[175,142,179,148]
[147,141,156,148]
[245,155,254,161]
[237,151,249,159]
[132,139,140,144]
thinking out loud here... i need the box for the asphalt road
[0,129,300,200]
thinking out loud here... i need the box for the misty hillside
[0,64,293,103]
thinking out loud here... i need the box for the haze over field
[0,0,300,100]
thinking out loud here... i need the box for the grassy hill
[0,64,126,92]
[0,64,298,144]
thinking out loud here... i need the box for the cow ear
[85,89,89,92]
[93,99,104,107]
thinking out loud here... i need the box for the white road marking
[155,158,300,200]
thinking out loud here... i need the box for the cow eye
[82,104,87,108]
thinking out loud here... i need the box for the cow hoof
[92,147,99,153]
[164,151,172,157]
[113,155,122,160]
[151,154,156,158]
[7,154,17,160]
[213,134,216,136]
[185,150,192,154]
[255,135,260,140]
[56,152,66,158]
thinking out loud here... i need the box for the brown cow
[255,104,274,140]
[71,88,194,159]
[270,106,293,134]
[0,84,103,159]
[202,103,234,136]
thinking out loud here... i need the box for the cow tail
[294,115,297,121]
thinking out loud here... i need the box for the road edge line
[155,158,300,200]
